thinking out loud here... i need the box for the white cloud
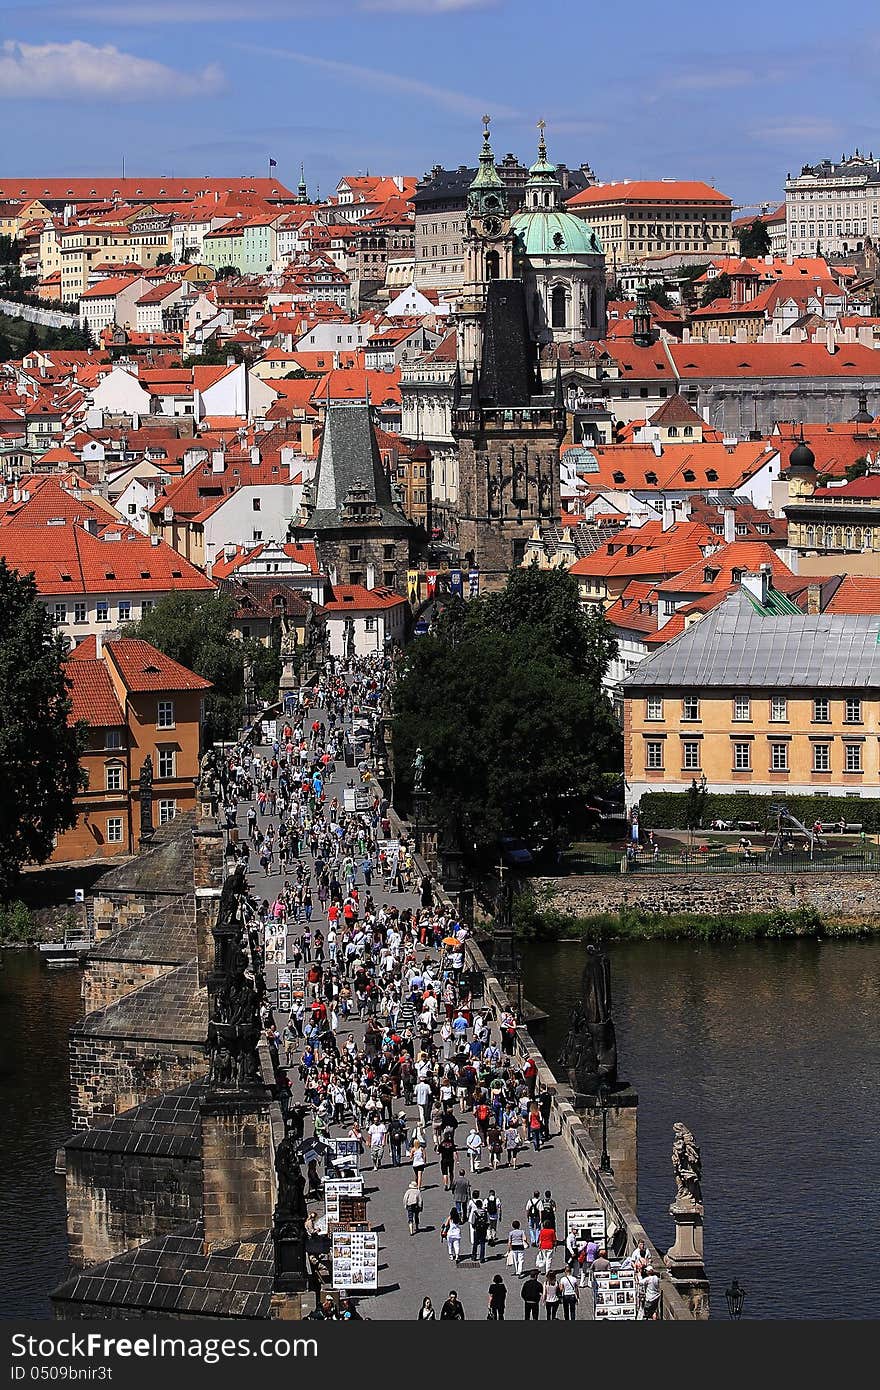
[359,0,496,11]
[240,43,518,119]
[0,38,223,99]
[666,67,755,92]
[751,118,842,143]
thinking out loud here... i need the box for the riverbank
[513,887,880,942]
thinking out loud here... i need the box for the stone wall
[82,960,173,1015]
[0,297,77,328]
[65,1147,202,1268]
[201,1095,275,1254]
[540,871,880,921]
[69,1035,205,1131]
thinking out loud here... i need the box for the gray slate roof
[88,908,195,965]
[65,1083,203,1159]
[622,589,880,689]
[307,401,411,530]
[51,1221,273,1318]
[75,962,207,1043]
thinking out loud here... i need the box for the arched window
[806,525,815,545]
[845,527,854,548]
[551,284,567,328]
[485,250,499,280]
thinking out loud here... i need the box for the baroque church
[451,118,607,581]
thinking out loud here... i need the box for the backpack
[486,1196,498,1218]
[473,1210,488,1237]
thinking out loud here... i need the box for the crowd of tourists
[213,654,660,1320]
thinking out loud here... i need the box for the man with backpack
[485,1190,502,1245]
[470,1199,489,1263]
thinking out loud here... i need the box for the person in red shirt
[522,1056,538,1098]
[536,1221,556,1275]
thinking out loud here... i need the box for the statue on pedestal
[139,754,154,840]
[205,864,263,1091]
[412,746,425,792]
[582,945,618,1088]
[558,1003,600,1097]
[275,1135,308,1218]
[670,1123,703,1214]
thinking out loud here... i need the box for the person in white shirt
[506,1220,527,1275]
[367,1118,387,1168]
[465,1127,483,1173]
[640,1267,661,1319]
[415,1077,433,1126]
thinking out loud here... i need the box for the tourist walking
[487,1275,507,1320]
[507,1220,527,1277]
[404,1179,423,1235]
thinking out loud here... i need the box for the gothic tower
[457,115,517,373]
[453,278,566,586]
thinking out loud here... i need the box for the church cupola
[525,119,562,211]
[467,114,507,225]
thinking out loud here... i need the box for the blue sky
[1,0,879,207]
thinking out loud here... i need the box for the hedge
[637,790,880,832]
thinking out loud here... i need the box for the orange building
[55,636,211,862]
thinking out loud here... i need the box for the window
[348,545,362,561]
[252,497,261,511]
[96,600,109,622]
[770,743,788,771]
[551,284,567,328]
[845,743,863,772]
[813,698,830,723]
[53,603,67,624]
[158,799,177,825]
[74,602,87,624]
[158,748,175,778]
[157,700,175,729]
[105,762,123,791]
[645,741,664,770]
[364,616,376,632]
[845,698,862,723]
[106,817,123,844]
[733,695,751,721]
[682,741,700,770]
[384,570,396,587]
[733,742,751,771]
[384,544,396,559]
[106,729,122,749]
[118,600,131,622]
[646,696,664,720]
[141,600,154,616]
[813,743,831,772]
[682,696,700,720]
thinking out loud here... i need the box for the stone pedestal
[195,888,221,991]
[574,1084,639,1212]
[665,1205,710,1319]
[200,1091,275,1255]
[273,1214,308,1294]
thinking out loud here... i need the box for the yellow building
[566,179,735,267]
[623,587,880,801]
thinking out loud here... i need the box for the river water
[2,943,878,1319]
[0,951,83,1317]
[522,937,880,1319]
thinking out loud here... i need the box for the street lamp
[597,1083,613,1175]
[724,1279,746,1319]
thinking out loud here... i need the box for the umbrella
[443,936,461,947]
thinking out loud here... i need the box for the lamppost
[597,1083,613,1175]
[724,1279,746,1319]
[688,772,708,855]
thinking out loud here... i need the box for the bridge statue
[671,1123,703,1214]
[558,944,618,1097]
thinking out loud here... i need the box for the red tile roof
[0,522,213,595]
[567,180,731,207]
[823,577,880,614]
[211,541,320,579]
[66,657,124,728]
[323,584,406,611]
[105,639,212,693]
[667,341,880,379]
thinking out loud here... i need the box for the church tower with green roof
[457,115,517,372]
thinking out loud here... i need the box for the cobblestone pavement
[239,694,596,1321]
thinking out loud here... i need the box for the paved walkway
[238,685,597,1321]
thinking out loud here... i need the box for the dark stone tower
[452,278,566,584]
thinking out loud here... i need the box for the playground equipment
[766,803,825,858]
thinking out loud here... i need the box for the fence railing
[563,846,880,875]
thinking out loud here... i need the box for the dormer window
[612,471,625,484]
[683,470,696,482]
[703,567,719,583]
[645,471,658,484]
[705,469,718,482]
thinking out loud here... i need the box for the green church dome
[512,208,603,257]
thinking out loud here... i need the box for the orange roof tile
[66,657,124,728]
[567,180,730,207]
[105,638,212,693]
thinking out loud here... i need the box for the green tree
[393,569,621,867]
[156,252,173,267]
[737,218,771,257]
[124,592,280,744]
[216,265,240,279]
[0,560,86,901]
[648,284,674,311]
[700,271,731,307]
[845,456,869,481]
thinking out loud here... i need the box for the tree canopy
[392,567,621,866]
[124,592,280,744]
[0,560,85,900]
[700,271,731,307]
[737,218,771,257]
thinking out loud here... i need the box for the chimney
[806,582,822,615]
[741,566,770,606]
[652,437,663,456]
[94,632,103,659]
[250,445,261,467]
[661,504,675,532]
[365,562,376,589]
[211,449,225,473]
[723,508,736,543]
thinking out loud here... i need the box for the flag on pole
[269,157,277,168]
